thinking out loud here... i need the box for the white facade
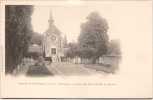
[43,11,64,62]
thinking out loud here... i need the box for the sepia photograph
[5,5,121,76]
[0,0,152,98]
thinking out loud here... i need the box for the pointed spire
[49,10,53,21]
[48,10,54,26]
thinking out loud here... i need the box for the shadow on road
[26,65,53,77]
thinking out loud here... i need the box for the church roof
[45,10,62,37]
[45,24,61,36]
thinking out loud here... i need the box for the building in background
[43,11,66,62]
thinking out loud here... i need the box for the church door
[51,48,56,55]
[51,48,57,62]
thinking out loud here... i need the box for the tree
[5,5,33,74]
[78,11,109,63]
[65,43,79,58]
[30,32,43,45]
[107,40,121,55]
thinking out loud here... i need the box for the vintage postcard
[0,0,152,98]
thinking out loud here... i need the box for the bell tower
[44,10,64,62]
[48,10,54,27]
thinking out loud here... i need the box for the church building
[43,11,66,62]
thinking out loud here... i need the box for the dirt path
[46,62,106,76]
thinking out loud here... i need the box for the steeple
[48,10,54,27]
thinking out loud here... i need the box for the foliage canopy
[5,5,33,73]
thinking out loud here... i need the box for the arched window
[51,35,56,41]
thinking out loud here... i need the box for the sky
[31,1,152,44]
[31,2,119,43]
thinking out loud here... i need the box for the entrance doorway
[51,48,56,55]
